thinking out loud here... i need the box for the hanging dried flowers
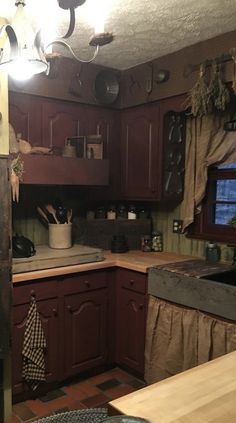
[230,48,236,94]
[10,154,24,203]
[187,63,211,117]
[207,61,230,112]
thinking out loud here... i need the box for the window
[189,162,236,243]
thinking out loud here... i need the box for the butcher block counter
[109,351,236,422]
[12,249,193,283]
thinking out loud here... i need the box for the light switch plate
[173,219,183,233]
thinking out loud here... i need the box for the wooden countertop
[109,351,236,422]
[12,250,192,283]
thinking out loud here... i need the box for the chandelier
[0,0,113,81]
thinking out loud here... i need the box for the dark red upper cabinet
[121,103,160,200]
[42,99,87,148]
[9,92,43,146]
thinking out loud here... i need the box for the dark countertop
[154,259,235,278]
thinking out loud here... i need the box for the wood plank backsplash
[13,204,234,263]
[151,204,234,263]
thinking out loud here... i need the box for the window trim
[187,168,236,243]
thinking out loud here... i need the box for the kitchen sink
[148,265,236,321]
[200,269,236,286]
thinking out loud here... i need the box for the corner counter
[12,250,193,283]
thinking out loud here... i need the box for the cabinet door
[159,95,187,202]
[121,103,159,199]
[116,270,147,375]
[116,288,146,375]
[9,92,43,146]
[12,297,60,396]
[42,99,87,148]
[64,289,108,378]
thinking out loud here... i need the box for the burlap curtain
[145,296,236,384]
[181,114,236,231]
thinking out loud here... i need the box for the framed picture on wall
[86,134,103,159]
[66,136,86,158]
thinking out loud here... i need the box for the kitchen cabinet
[12,279,61,396]
[121,104,160,199]
[9,92,111,186]
[116,269,147,375]
[42,98,87,148]
[9,92,43,146]
[62,271,109,378]
[120,95,186,202]
[12,270,109,398]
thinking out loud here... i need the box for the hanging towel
[22,297,46,390]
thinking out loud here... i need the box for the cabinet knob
[84,280,90,287]
[67,305,72,313]
[130,279,134,285]
[139,304,144,310]
[52,308,58,316]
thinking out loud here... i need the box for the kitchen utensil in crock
[45,204,59,224]
[41,205,57,224]
[36,206,49,225]
[94,70,119,105]
[56,206,68,223]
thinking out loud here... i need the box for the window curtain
[144,296,236,384]
[181,114,236,231]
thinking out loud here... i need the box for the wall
[120,29,236,108]
[8,57,121,108]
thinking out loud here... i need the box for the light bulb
[8,58,35,80]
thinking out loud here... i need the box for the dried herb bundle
[230,48,236,94]
[208,61,230,111]
[188,64,210,117]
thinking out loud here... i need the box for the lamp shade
[1,2,48,80]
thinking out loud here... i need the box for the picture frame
[66,136,86,158]
[86,134,103,159]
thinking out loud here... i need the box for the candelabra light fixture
[0,0,113,81]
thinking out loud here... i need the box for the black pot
[12,235,36,258]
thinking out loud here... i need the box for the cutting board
[12,244,104,274]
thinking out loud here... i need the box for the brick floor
[7,367,145,423]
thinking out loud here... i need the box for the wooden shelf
[21,155,109,185]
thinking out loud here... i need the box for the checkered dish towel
[22,298,46,390]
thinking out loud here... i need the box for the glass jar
[95,206,106,219]
[117,204,128,219]
[141,235,152,252]
[128,205,136,220]
[151,231,163,252]
[107,205,116,220]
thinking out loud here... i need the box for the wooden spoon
[37,207,49,225]
[45,204,59,224]
[67,208,73,223]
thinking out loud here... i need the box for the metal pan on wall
[94,70,119,105]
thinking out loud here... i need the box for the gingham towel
[22,298,46,390]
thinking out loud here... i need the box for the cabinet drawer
[118,269,147,293]
[13,279,58,306]
[62,271,108,294]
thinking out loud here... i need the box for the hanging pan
[94,70,119,105]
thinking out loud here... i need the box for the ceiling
[1,0,236,70]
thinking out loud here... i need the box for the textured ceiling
[1,0,236,70]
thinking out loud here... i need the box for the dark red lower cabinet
[64,289,108,378]
[116,269,147,376]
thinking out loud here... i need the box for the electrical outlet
[173,219,183,234]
